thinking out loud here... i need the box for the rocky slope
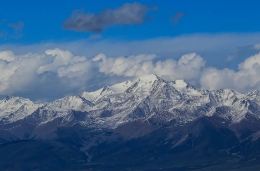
[1,74,260,170]
[1,74,260,129]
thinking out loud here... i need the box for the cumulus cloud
[62,2,153,33]
[39,48,93,80]
[93,53,156,76]
[0,51,45,95]
[254,43,260,50]
[93,52,205,84]
[2,43,260,101]
[0,49,206,100]
[37,48,88,76]
[0,51,16,62]
[0,49,94,100]
[200,52,260,92]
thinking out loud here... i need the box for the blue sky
[1,0,260,101]
[1,0,260,43]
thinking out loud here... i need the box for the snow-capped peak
[172,80,188,91]
[81,80,133,102]
[125,74,164,96]
[109,80,133,93]
[2,74,260,128]
[133,74,160,83]
[247,90,260,97]
[0,96,43,123]
[4,95,15,101]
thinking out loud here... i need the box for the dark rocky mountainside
[1,75,260,170]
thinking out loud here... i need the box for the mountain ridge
[1,74,260,170]
[0,74,260,128]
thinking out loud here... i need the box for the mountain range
[1,74,260,170]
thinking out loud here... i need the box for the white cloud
[0,51,16,62]
[0,49,207,99]
[0,49,93,98]
[2,33,260,69]
[1,43,260,101]
[57,61,92,78]
[93,52,205,84]
[200,68,236,90]
[254,43,260,50]
[93,53,157,76]
[38,48,87,75]
[239,52,260,70]
[200,52,260,92]
[0,52,44,95]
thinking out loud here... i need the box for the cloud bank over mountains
[1,43,260,101]
[93,52,205,84]
[201,50,260,92]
